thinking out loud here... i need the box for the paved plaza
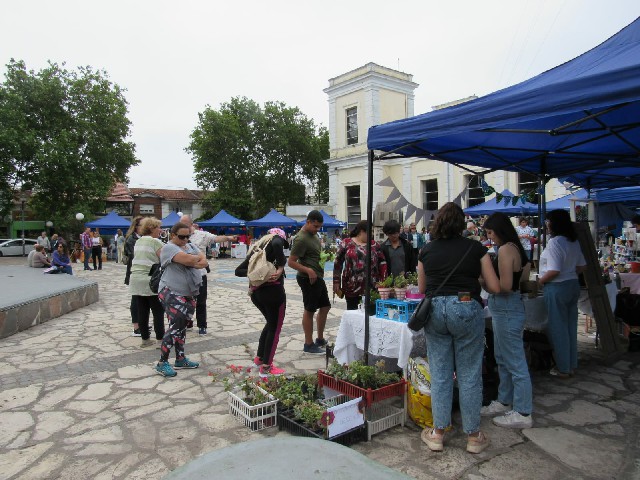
[0,255,639,479]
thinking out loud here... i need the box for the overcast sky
[3,1,639,190]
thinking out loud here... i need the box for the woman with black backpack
[235,228,289,377]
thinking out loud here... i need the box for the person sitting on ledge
[30,245,51,269]
[51,243,73,275]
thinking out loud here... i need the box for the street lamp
[19,194,27,256]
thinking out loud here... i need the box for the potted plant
[376,275,394,300]
[405,272,424,300]
[393,275,408,301]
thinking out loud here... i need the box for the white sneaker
[492,410,533,429]
[480,400,511,416]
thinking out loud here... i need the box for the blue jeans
[488,293,532,414]
[425,296,484,434]
[543,279,580,374]
[83,248,92,270]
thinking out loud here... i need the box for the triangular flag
[512,196,519,206]
[452,191,463,206]
[376,177,396,187]
[395,196,409,209]
[503,196,511,206]
[386,188,401,202]
[414,208,425,223]
[405,204,416,219]
[496,192,503,203]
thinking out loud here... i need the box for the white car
[0,239,37,257]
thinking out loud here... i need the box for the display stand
[575,223,625,360]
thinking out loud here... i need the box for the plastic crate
[365,401,405,440]
[227,384,278,431]
[317,370,406,407]
[277,409,366,446]
[375,299,419,323]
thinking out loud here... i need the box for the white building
[324,62,568,236]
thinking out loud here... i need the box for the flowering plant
[209,364,267,405]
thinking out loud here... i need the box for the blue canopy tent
[198,209,246,228]
[365,18,640,359]
[246,209,298,227]
[296,209,347,229]
[161,211,181,228]
[85,211,131,235]
[464,189,538,216]
[545,189,589,211]
[596,186,640,207]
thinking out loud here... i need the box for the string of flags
[480,179,543,207]
[376,176,545,223]
[376,176,465,225]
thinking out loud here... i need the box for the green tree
[0,59,138,235]
[187,97,329,218]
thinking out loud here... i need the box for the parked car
[0,239,37,256]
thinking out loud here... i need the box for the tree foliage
[188,97,329,219]
[0,59,138,234]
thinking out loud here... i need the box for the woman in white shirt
[538,210,586,378]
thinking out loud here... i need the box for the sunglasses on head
[177,234,191,240]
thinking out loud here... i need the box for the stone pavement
[0,255,639,479]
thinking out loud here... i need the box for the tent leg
[364,150,375,365]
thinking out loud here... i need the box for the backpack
[149,263,164,294]
[247,234,277,287]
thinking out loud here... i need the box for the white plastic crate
[227,384,278,431]
[365,401,405,440]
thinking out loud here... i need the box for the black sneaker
[303,343,325,355]
[132,328,141,337]
[315,338,328,348]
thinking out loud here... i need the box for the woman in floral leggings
[155,222,209,378]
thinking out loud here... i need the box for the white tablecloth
[620,273,640,294]
[333,310,423,370]
[230,243,247,259]
[577,282,619,317]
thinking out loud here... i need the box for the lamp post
[20,194,26,256]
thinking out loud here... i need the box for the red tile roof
[129,188,204,201]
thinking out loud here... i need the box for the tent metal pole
[364,150,375,365]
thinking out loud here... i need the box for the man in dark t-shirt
[288,210,330,355]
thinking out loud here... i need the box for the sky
[2,1,640,190]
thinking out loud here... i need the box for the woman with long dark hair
[538,210,586,378]
[235,228,290,376]
[333,220,387,310]
[418,203,500,454]
[155,222,208,377]
[481,212,532,429]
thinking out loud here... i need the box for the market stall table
[230,243,247,259]
[333,310,424,370]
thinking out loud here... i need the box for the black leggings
[195,275,207,328]
[345,296,360,310]
[135,295,165,340]
[251,283,286,366]
[92,246,102,269]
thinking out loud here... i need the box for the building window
[139,204,155,214]
[346,107,358,145]
[518,172,539,204]
[422,179,438,211]
[345,185,361,230]
[466,175,485,207]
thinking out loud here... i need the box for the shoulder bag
[407,243,474,332]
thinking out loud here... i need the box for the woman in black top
[235,228,289,377]
[481,212,533,430]
[418,203,500,454]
